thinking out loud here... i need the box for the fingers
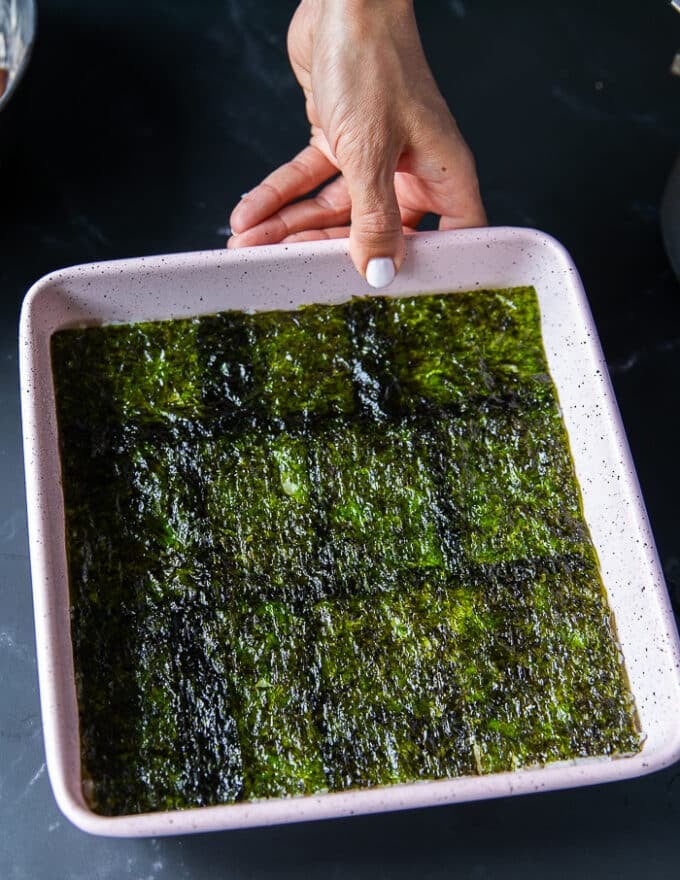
[438,155,488,229]
[228,176,351,248]
[414,126,488,231]
[439,196,488,231]
[282,226,350,243]
[280,224,418,245]
[343,165,405,288]
[227,125,484,276]
[228,173,424,250]
[229,145,337,234]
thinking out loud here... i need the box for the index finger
[230,146,338,234]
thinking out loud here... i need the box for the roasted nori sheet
[51,287,640,816]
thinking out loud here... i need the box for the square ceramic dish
[19,227,680,837]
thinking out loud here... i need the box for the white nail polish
[366,257,396,289]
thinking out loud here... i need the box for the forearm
[315,0,416,35]
[317,0,413,12]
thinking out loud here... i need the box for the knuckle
[286,156,312,181]
[352,208,403,245]
[314,189,349,215]
[259,180,284,204]
[356,207,401,232]
[333,112,396,173]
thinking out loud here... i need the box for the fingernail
[240,191,249,199]
[366,257,396,289]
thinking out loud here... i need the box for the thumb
[344,165,404,288]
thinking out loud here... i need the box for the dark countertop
[2,1,680,877]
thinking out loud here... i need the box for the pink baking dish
[19,227,680,837]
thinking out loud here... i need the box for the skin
[228,0,487,282]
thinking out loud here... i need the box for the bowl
[0,0,36,112]
[19,228,680,837]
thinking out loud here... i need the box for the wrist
[318,0,414,17]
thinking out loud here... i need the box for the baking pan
[19,227,680,836]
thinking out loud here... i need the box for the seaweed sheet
[51,287,640,816]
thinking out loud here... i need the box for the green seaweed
[229,600,326,799]
[311,420,448,596]
[50,287,640,816]
[314,580,477,789]
[252,303,355,422]
[431,404,591,566]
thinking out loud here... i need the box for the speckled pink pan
[19,228,680,837]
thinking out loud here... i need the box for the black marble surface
[2,1,680,877]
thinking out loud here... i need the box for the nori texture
[51,287,640,816]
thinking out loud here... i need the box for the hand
[228,0,487,287]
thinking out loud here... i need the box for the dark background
[2,1,680,877]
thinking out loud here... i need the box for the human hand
[228,0,487,287]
